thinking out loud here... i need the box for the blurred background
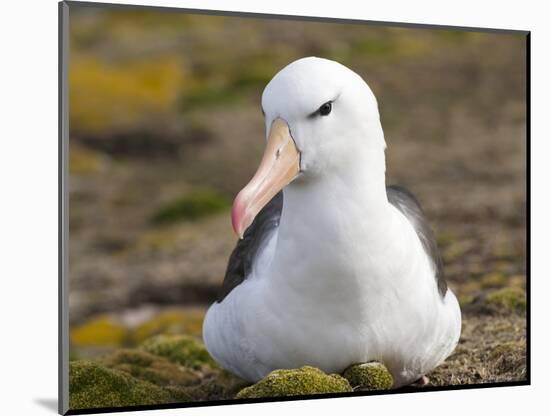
[68,5,527,385]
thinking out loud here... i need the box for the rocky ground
[67,7,527,410]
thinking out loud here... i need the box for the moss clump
[151,190,229,224]
[69,361,175,410]
[485,287,527,314]
[342,362,394,390]
[70,315,128,347]
[101,349,200,389]
[235,366,352,399]
[140,334,218,369]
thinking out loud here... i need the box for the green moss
[235,366,352,399]
[151,190,229,224]
[232,61,273,90]
[179,60,272,111]
[180,84,242,111]
[350,38,397,58]
[485,287,527,314]
[69,361,176,410]
[342,362,393,390]
[101,349,200,388]
[140,335,218,369]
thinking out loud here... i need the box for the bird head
[232,57,386,238]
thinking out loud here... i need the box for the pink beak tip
[231,194,246,238]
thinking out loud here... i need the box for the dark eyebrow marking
[261,106,265,117]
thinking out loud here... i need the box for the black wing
[386,185,447,298]
[216,191,283,303]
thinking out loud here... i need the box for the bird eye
[319,101,332,116]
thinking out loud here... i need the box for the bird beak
[231,118,300,238]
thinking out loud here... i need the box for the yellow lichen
[70,55,184,134]
[132,309,205,343]
[71,315,128,347]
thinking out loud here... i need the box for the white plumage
[202,57,461,387]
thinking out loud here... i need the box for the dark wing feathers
[216,191,283,303]
[386,185,447,298]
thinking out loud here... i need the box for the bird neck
[264,154,399,304]
[270,146,395,284]
[279,147,390,240]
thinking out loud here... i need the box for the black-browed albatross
[203,57,461,387]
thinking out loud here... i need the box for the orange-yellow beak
[231,118,301,238]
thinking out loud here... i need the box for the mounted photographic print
[58,1,530,414]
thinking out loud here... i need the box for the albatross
[203,57,461,387]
